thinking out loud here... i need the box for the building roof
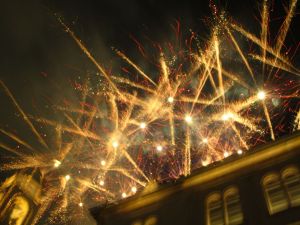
[91,132,300,217]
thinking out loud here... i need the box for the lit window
[262,165,300,214]
[206,188,243,225]
[282,167,300,207]
[2,194,31,225]
[224,188,243,225]
[262,173,288,214]
[207,193,224,225]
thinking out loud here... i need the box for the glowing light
[131,186,137,193]
[202,160,209,166]
[53,160,61,168]
[257,90,266,100]
[99,180,105,186]
[221,112,234,121]
[122,192,127,198]
[79,202,83,207]
[237,149,243,155]
[65,175,71,181]
[112,141,119,148]
[184,115,192,124]
[156,145,163,152]
[100,160,106,166]
[140,122,146,129]
[202,138,208,144]
[224,152,229,158]
[167,96,174,103]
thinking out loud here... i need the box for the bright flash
[167,96,174,103]
[257,90,266,100]
[221,112,234,121]
[156,145,163,152]
[99,180,105,186]
[202,160,209,167]
[101,160,106,166]
[79,202,83,207]
[202,138,208,144]
[112,141,119,148]
[224,152,229,158]
[237,149,243,155]
[53,160,61,168]
[140,122,146,129]
[131,186,137,193]
[122,192,127,198]
[65,175,71,181]
[184,115,192,124]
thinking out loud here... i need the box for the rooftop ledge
[92,132,300,215]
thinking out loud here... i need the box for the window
[0,194,30,225]
[207,193,224,225]
[262,165,300,214]
[206,187,243,225]
[282,167,300,207]
[224,188,243,225]
[262,173,288,214]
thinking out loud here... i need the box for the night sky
[0,0,299,224]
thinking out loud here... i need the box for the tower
[0,171,41,225]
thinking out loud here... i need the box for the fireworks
[184,115,193,124]
[156,145,163,152]
[167,96,174,103]
[0,0,299,224]
[139,122,147,129]
[257,90,266,100]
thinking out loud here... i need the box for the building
[91,132,300,225]
[0,171,41,225]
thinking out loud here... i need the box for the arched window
[0,194,31,225]
[262,173,288,214]
[224,187,243,225]
[206,193,224,225]
[206,187,243,225]
[282,167,300,207]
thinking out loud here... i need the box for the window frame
[206,186,243,225]
[206,192,224,225]
[281,166,300,207]
[262,172,289,214]
[223,186,243,225]
[262,165,300,215]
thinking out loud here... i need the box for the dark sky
[0,0,299,178]
[0,0,297,107]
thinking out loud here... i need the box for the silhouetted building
[92,133,300,225]
[0,172,41,225]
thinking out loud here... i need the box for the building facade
[0,172,41,225]
[92,133,300,225]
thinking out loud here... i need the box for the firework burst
[0,0,299,224]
